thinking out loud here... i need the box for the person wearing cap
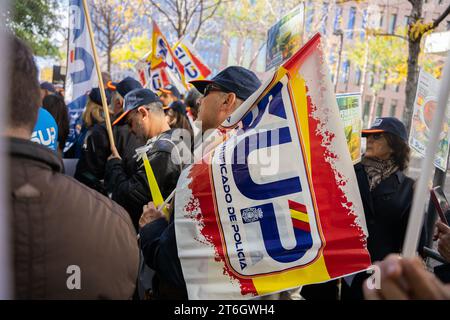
[40,81,56,103]
[136,66,262,299]
[190,65,261,134]
[342,117,426,300]
[73,87,113,194]
[7,35,138,300]
[105,88,185,231]
[106,76,146,176]
[159,84,181,108]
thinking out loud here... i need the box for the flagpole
[81,0,116,150]
[402,50,450,257]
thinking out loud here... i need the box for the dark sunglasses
[203,83,231,97]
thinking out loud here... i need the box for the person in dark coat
[7,35,139,299]
[138,66,262,299]
[108,77,146,176]
[342,117,426,299]
[105,88,185,231]
[73,88,113,195]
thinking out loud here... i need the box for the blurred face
[160,93,174,107]
[126,108,149,140]
[365,133,393,160]
[198,91,227,132]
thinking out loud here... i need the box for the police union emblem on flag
[175,34,371,300]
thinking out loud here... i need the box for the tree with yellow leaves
[90,0,143,72]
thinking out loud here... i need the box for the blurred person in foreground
[5,35,139,299]
[363,254,450,300]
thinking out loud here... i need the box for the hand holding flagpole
[81,0,116,151]
[403,50,450,257]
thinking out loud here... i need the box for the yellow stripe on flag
[252,254,330,296]
[290,209,309,223]
[141,152,170,220]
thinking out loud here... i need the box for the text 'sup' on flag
[174,34,371,300]
[65,0,98,150]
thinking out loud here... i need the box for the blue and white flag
[65,0,97,150]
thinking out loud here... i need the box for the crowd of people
[5,34,450,300]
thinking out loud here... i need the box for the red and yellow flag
[174,34,371,299]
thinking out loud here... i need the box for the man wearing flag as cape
[138,34,371,300]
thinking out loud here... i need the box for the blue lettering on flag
[242,203,313,263]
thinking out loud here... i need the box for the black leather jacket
[105,129,183,230]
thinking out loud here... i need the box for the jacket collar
[9,137,63,173]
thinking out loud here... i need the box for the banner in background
[150,21,187,89]
[265,4,305,71]
[409,69,450,171]
[173,39,212,82]
[65,0,98,149]
[336,93,362,163]
[175,34,370,299]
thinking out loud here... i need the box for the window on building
[334,6,343,33]
[256,43,266,73]
[363,99,371,126]
[376,98,385,117]
[227,37,238,66]
[447,21,450,31]
[390,99,398,117]
[320,2,329,35]
[342,60,350,83]
[369,72,375,87]
[306,1,315,33]
[355,68,362,86]
[347,7,356,39]
[242,39,253,68]
[360,9,368,40]
[379,12,384,27]
[389,14,397,34]
[404,16,410,26]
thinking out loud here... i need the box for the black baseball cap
[159,84,181,100]
[112,88,161,126]
[190,66,261,101]
[89,87,112,106]
[362,117,408,142]
[164,100,187,115]
[107,76,142,98]
[40,81,55,93]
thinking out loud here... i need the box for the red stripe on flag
[288,200,307,213]
[291,218,311,233]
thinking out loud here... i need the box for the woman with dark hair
[342,117,426,299]
[42,94,69,156]
[164,100,194,141]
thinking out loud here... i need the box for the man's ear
[222,92,237,112]
[137,106,148,119]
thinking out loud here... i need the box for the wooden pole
[81,0,116,150]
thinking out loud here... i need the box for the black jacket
[74,123,110,194]
[140,215,188,299]
[355,162,426,262]
[342,163,426,300]
[105,129,183,230]
[74,118,145,195]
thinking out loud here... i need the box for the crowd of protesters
[5,34,450,300]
